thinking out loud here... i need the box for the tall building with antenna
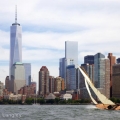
[9,6,26,94]
[9,6,22,80]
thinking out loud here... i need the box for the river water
[0,105,120,120]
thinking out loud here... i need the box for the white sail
[78,66,115,105]
[84,78,98,104]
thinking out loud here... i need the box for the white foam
[86,105,97,109]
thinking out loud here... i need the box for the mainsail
[84,78,98,104]
[78,66,115,105]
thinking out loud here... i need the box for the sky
[0,0,120,86]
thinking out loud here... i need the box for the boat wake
[86,105,97,109]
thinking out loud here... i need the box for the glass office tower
[9,15,22,80]
[23,63,31,86]
[66,65,77,90]
[65,41,78,67]
[94,53,110,98]
[59,57,75,88]
[59,58,66,79]
[94,53,105,88]
[84,55,94,64]
[65,41,78,90]
[11,62,26,94]
[117,58,120,64]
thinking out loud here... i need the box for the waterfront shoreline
[0,103,93,105]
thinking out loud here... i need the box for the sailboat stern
[96,104,120,110]
[96,104,109,109]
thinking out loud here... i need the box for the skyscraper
[80,63,94,88]
[65,41,78,66]
[49,76,55,93]
[84,55,94,64]
[9,7,22,80]
[66,65,77,90]
[94,53,105,88]
[10,62,26,94]
[59,41,78,90]
[59,58,66,79]
[59,58,75,87]
[23,63,31,85]
[108,53,116,97]
[0,81,4,97]
[38,66,49,97]
[54,77,65,92]
[65,41,78,90]
[117,58,120,64]
[94,53,110,98]
[5,76,9,90]
[112,64,120,98]
[79,63,95,99]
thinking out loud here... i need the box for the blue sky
[0,0,120,85]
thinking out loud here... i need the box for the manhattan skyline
[0,0,120,85]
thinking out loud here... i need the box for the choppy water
[0,105,120,120]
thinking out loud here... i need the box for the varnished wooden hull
[96,104,120,110]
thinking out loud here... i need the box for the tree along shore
[0,97,119,105]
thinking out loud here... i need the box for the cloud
[1,0,120,30]
[0,0,120,85]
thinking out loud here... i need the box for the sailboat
[78,66,120,110]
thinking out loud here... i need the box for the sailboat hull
[96,104,109,109]
[96,104,120,110]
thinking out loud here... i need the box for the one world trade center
[9,7,22,80]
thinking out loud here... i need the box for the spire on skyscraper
[15,5,17,23]
[12,5,20,26]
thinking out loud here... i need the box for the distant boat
[78,66,120,110]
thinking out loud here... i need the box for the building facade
[65,41,78,66]
[66,65,77,90]
[49,76,54,93]
[94,53,105,88]
[79,63,94,99]
[59,58,66,82]
[10,62,26,94]
[112,64,120,98]
[117,58,120,64]
[59,58,65,78]
[59,59,77,89]
[94,53,110,98]
[5,76,9,90]
[23,63,31,85]
[59,41,78,89]
[0,81,4,97]
[84,55,94,64]
[108,53,116,97]
[63,41,78,89]
[80,63,94,88]
[104,59,110,98]
[30,82,36,94]
[54,77,65,92]
[38,66,49,97]
[18,82,36,96]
